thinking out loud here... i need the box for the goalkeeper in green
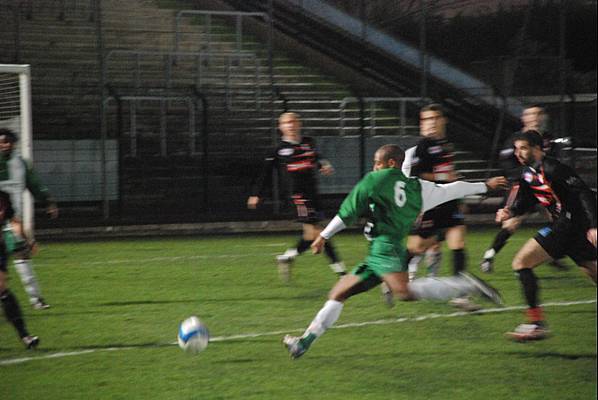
[283,144,508,358]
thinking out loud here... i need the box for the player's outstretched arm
[419,176,507,212]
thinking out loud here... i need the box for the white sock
[408,255,423,281]
[425,249,442,277]
[14,259,42,304]
[408,276,476,301]
[305,299,344,338]
[483,249,496,260]
[329,261,346,274]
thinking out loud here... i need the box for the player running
[0,128,58,310]
[496,131,596,341]
[283,144,507,359]
[0,190,39,349]
[247,112,346,282]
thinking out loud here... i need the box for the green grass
[1,228,596,399]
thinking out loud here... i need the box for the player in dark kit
[247,112,346,282]
[496,131,596,341]
[407,104,468,273]
[480,105,568,273]
[0,190,39,348]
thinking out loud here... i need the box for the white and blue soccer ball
[177,316,209,354]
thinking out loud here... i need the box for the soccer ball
[177,316,209,354]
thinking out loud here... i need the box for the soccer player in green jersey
[283,144,507,358]
[0,128,58,310]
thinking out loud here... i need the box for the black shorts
[534,218,597,265]
[410,200,464,239]
[291,193,324,224]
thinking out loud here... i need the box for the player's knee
[511,255,526,271]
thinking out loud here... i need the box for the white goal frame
[0,64,34,237]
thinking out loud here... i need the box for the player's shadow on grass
[98,292,326,307]
[495,350,596,360]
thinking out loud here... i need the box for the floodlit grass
[1,228,596,400]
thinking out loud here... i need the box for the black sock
[452,249,466,275]
[490,229,512,255]
[1,289,29,338]
[296,239,312,255]
[324,240,341,264]
[517,269,539,308]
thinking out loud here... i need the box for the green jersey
[337,168,422,241]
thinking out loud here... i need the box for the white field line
[1,299,595,366]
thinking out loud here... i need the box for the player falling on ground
[480,105,568,273]
[496,131,596,341]
[0,190,39,349]
[283,144,507,359]
[0,128,58,310]
[247,112,346,282]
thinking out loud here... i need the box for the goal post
[0,64,35,237]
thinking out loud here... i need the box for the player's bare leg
[283,274,374,358]
[507,239,552,341]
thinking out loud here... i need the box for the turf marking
[1,299,595,366]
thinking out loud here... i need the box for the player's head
[419,103,447,139]
[278,112,302,143]
[373,144,405,171]
[513,130,544,166]
[521,105,546,133]
[0,128,18,156]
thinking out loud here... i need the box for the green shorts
[3,226,26,254]
[351,238,407,281]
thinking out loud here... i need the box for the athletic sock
[408,255,422,281]
[14,259,42,304]
[295,239,312,255]
[489,228,512,255]
[517,268,540,308]
[452,249,466,275]
[408,276,475,300]
[303,299,344,345]
[0,289,29,338]
[425,249,442,277]
[323,240,340,264]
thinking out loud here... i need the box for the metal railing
[174,10,270,60]
[103,49,262,111]
[339,97,427,136]
[22,0,97,21]
[103,95,199,158]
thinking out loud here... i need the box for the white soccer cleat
[275,250,297,283]
[32,298,50,310]
[506,323,549,342]
[480,258,494,273]
[380,282,394,308]
[329,261,347,276]
[449,296,482,312]
[283,335,308,359]
[459,272,503,306]
[22,335,39,349]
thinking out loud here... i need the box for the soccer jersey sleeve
[24,159,53,205]
[419,179,487,212]
[250,149,277,197]
[552,162,597,229]
[336,174,373,226]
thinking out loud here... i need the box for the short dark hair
[420,103,446,117]
[0,128,18,143]
[514,130,543,148]
[377,144,405,164]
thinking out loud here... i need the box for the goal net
[0,64,34,236]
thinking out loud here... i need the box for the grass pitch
[1,228,596,399]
